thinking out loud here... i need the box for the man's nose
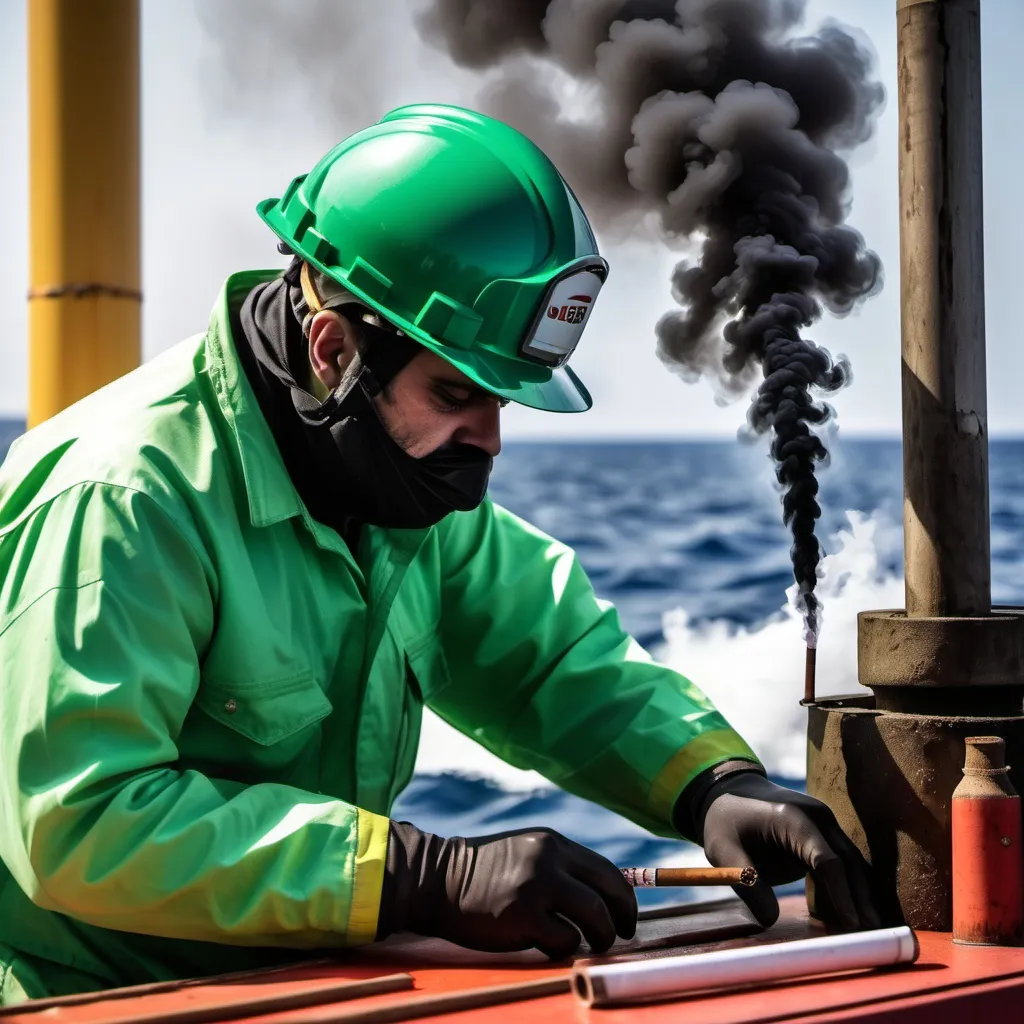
[453,402,502,457]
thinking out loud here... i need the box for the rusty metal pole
[898,0,990,618]
[27,0,141,428]
[807,0,1024,932]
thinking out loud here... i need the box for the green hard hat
[257,103,608,413]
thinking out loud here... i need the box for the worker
[0,104,878,1004]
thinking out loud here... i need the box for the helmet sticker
[523,268,605,366]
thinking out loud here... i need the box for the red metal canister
[952,736,1024,945]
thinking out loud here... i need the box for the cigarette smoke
[198,0,884,645]
[416,0,884,644]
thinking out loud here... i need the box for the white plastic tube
[572,926,919,1007]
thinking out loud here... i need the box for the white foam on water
[662,511,904,779]
[415,713,552,791]
[415,511,904,788]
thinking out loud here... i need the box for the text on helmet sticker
[524,269,605,364]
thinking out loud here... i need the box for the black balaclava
[234,258,493,542]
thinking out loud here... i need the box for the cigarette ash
[417,0,885,647]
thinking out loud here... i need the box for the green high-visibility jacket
[0,271,760,998]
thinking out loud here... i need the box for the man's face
[307,310,503,459]
[377,349,503,459]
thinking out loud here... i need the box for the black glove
[690,771,881,931]
[375,821,637,960]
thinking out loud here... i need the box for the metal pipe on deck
[897,0,990,618]
[28,0,141,428]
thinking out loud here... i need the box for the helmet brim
[426,343,592,413]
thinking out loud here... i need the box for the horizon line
[6,419,1024,444]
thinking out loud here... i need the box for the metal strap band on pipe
[572,926,919,1007]
[28,283,143,301]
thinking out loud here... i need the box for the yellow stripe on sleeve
[345,808,391,945]
[649,729,762,827]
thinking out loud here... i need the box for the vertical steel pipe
[28,0,141,427]
[897,0,990,617]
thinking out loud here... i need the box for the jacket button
[224,698,238,714]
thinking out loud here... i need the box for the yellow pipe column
[27,0,140,427]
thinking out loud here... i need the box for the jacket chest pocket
[187,671,334,782]
[197,672,333,744]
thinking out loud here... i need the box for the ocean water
[5,421,1024,906]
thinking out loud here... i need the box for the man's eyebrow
[430,375,493,399]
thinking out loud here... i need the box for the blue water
[6,422,1024,905]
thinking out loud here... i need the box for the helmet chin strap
[299,261,331,337]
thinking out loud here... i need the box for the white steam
[661,510,902,778]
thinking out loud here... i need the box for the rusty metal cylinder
[897,0,990,618]
[806,698,1024,930]
[807,0,1013,935]
[952,737,1024,945]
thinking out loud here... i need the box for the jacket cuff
[649,728,762,829]
[671,759,767,843]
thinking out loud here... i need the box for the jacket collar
[203,271,432,567]
[204,270,309,531]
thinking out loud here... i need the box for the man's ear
[308,310,360,394]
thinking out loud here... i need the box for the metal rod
[621,867,757,887]
[0,960,344,1017]
[289,977,571,1024]
[28,0,141,428]
[68,974,414,1024]
[804,645,817,704]
[897,0,990,617]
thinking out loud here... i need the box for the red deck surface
[5,898,1024,1024]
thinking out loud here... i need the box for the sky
[1,0,1022,439]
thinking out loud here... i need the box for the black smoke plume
[418,0,884,644]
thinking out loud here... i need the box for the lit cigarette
[621,867,757,888]
[804,644,817,703]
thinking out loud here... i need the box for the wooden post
[897,0,990,617]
